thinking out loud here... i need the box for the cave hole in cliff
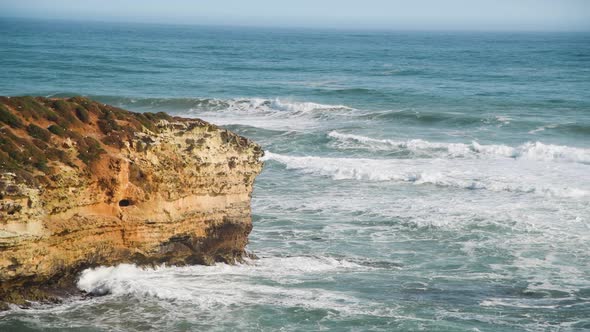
[118,199,133,207]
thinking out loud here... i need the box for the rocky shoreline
[0,97,264,308]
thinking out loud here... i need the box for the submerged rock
[0,96,264,307]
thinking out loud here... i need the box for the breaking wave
[328,131,590,164]
[92,96,352,115]
[76,257,379,315]
[263,152,590,198]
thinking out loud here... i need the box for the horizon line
[2,15,590,33]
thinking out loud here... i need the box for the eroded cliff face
[0,97,263,307]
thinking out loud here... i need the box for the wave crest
[77,256,366,297]
[75,257,380,315]
[97,95,351,115]
[328,131,590,164]
[263,152,590,198]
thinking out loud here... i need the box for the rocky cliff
[0,96,263,307]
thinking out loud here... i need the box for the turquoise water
[1,18,590,331]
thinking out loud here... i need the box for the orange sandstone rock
[0,97,263,307]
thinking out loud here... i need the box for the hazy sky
[2,0,590,31]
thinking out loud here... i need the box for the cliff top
[0,96,238,187]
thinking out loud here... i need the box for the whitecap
[75,256,386,317]
[528,124,559,134]
[263,151,590,199]
[328,131,590,164]
[180,98,353,130]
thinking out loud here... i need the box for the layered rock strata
[0,97,263,307]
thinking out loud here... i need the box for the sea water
[1,18,589,331]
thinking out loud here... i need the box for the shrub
[0,106,23,128]
[51,100,78,125]
[48,124,66,136]
[46,147,71,164]
[75,105,90,123]
[45,110,59,122]
[98,111,120,134]
[27,124,51,141]
[77,137,105,164]
[7,97,49,120]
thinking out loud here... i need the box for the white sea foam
[76,256,383,316]
[528,124,559,134]
[495,115,512,124]
[184,98,351,116]
[77,256,365,294]
[184,98,352,130]
[270,99,351,114]
[479,299,559,309]
[263,152,590,198]
[328,131,590,164]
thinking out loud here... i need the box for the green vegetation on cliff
[0,96,175,185]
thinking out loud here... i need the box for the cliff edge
[0,96,263,307]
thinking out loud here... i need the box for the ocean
[1,17,589,331]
